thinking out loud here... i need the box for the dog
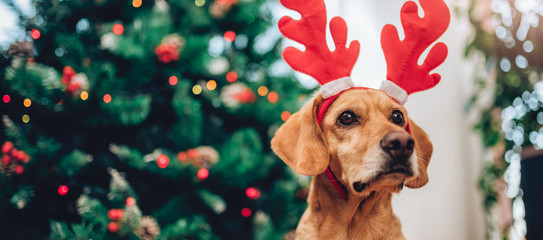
[271,89,433,240]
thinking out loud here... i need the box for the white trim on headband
[380,80,408,105]
[320,77,355,99]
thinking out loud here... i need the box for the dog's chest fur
[294,177,406,240]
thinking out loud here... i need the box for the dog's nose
[380,132,414,160]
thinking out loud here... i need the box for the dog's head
[271,89,432,197]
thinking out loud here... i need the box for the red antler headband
[278,0,360,100]
[279,0,450,201]
[279,0,450,117]
[380,0,450,105]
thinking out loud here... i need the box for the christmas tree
[0,0,309,239]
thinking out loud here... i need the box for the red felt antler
[278,0,360,85]
[381,0,450,96]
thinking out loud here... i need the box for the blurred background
[0,0,542,239]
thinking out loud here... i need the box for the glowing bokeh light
[267,91,278,103]
[22,115,30,123]
[31,29,41,39]
[23,98,31,107]
[257,86,268,96]
[226,71,238,83]
[241,208,252,217]
[112,24,124,35]
[207,80,217,90]
[3,95,10,103]
[132,0,142,8]
[245,187,261,199]
[169,76,178,86]
[195,0,205,7]
[58,185,69,195]
[192,85,203,95]
[281,111,291,122]
[223,31,236,42]
[103,94,112,103]
[80,91,89,101]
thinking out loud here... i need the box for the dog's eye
[390,110,404,125]
[338,111,357,126]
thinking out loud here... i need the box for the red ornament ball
[1,141,13,154]
[156,154,170,168]
[241,208,252,217]
[155,44,180,63]
[2,94,10,103]
[126,197,136,206]
[197,168,209,180]
[232,88,257,104]
[108,209,124,220]
[245,187,261,199]
[58,185,69,196]
[62,66,76,85]
[14,165,24,174]
[108,221,119,232]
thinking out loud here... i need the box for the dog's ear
[405,120,433,188]
[271,96,329,176]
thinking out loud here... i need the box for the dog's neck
[303,174,405,240]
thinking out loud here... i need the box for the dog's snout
[380,132,414,159]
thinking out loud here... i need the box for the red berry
[156,154,170,168]
[177,152,187,162]
[126,197,136,206]
[187,149,199,159]
[10,149,18,157]
[107,222,119,232]
[20,152,30,163]
[14,150,26,162]
[1,141,13,154]
[14,165,24,174]
[2,155,11,165]
[197,168,209,180]
[108,209,124,220]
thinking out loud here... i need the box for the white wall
[333,0,487,239]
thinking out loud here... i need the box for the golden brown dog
[271,89,433,240]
